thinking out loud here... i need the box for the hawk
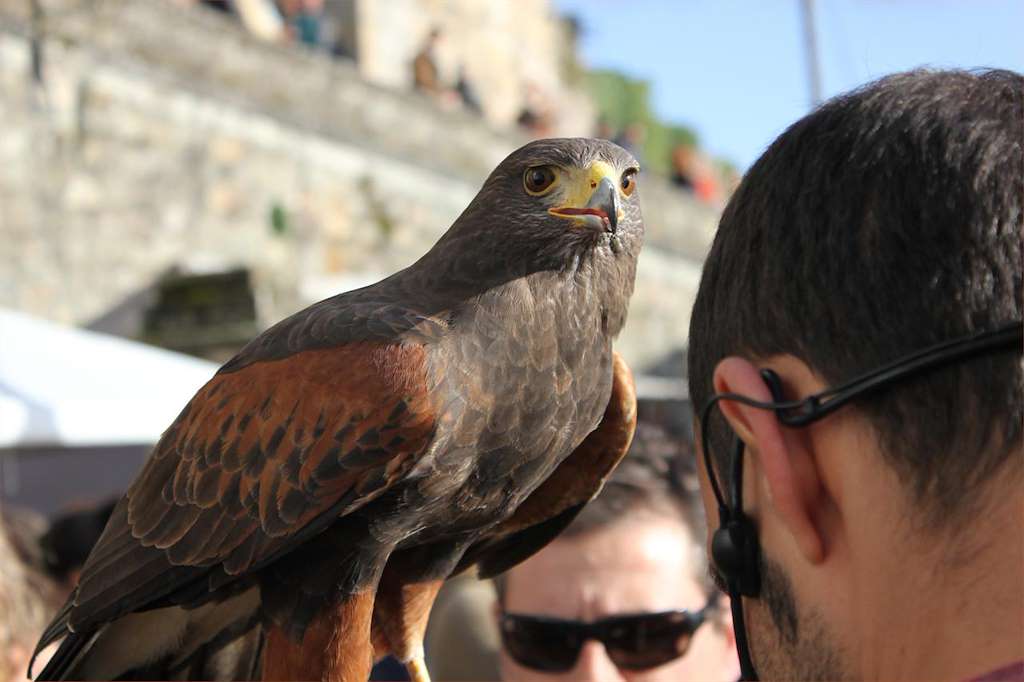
[33,138,644,681]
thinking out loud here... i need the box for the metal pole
[800,0,823,107]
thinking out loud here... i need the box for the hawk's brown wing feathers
[460,351,637,578]
[67,342,439,632]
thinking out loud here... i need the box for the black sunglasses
[500,596,719,673]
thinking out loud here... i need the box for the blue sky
[554,0,1024,170]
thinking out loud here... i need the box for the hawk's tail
[34,629,99,680]
[31,590,262,680]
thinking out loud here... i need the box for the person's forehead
[504,517,707,618]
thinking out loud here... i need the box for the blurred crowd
[175,0,340,52]
[0,502,113,682]
[169,0,733,205]
[174,2,562,133]
[593,117,738,207]
[0,416,737,682]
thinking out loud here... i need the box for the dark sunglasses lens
[603,614,695,671]
[501,617,582,672]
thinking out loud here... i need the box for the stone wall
[0,0,718,372]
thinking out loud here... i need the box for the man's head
[495,421,738,682]
[688,69,1023,680]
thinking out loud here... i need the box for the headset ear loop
[730,584,759,681]
[760,368,786,404]
[701,396,730,513]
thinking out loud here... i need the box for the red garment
[970,660,1024,682]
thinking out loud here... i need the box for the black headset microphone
[699,321,1023,682]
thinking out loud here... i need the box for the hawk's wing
[458,351,637,578]
[36,339,441,658]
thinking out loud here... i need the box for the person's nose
[571,640,626,681]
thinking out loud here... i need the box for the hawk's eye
[523,166,557,195]
[620,169,638,196]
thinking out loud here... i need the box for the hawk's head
[503,137,641,240]
[432,138,644,284]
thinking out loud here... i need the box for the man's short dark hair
[561,420,705,544]
[688,68,1023,527]
[494,420,711,601]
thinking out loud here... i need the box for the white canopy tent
[0,308,218,516]
[0,307,218,448]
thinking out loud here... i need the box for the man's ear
[712,356,825,564]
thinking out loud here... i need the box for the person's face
[498,515,737,682]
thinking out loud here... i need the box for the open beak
[549,176,621,233]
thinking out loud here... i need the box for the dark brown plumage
[32,138,644,682]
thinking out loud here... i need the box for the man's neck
[862,472,1024,681]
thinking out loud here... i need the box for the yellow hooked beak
[548,161,622,233]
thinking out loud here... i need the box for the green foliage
[586,69,654,129]
[716,157,740,179]
[269,202,289,236]
[359,175,395,243]
[646,123,699,175]
[584,69,701,175]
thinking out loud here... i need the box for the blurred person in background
[455,66,484,116]
[516,82,555,138]
[669,143,721,205]
[38,498,117,597]
[425,420,736,682]
[412,27,444,97]
[279,0,324,48]
[669,144,697,193]
[0,507,61,682]
[491,421,738,682]
[495,419,737,679]
[613,123,646,169]
[594,117,615,141]
[174,0,286,43]
[423,570,501,681]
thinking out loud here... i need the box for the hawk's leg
[263,589,376,682]
[372,576,444,682]
[371,537,477,682]
[407,657,432,682]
